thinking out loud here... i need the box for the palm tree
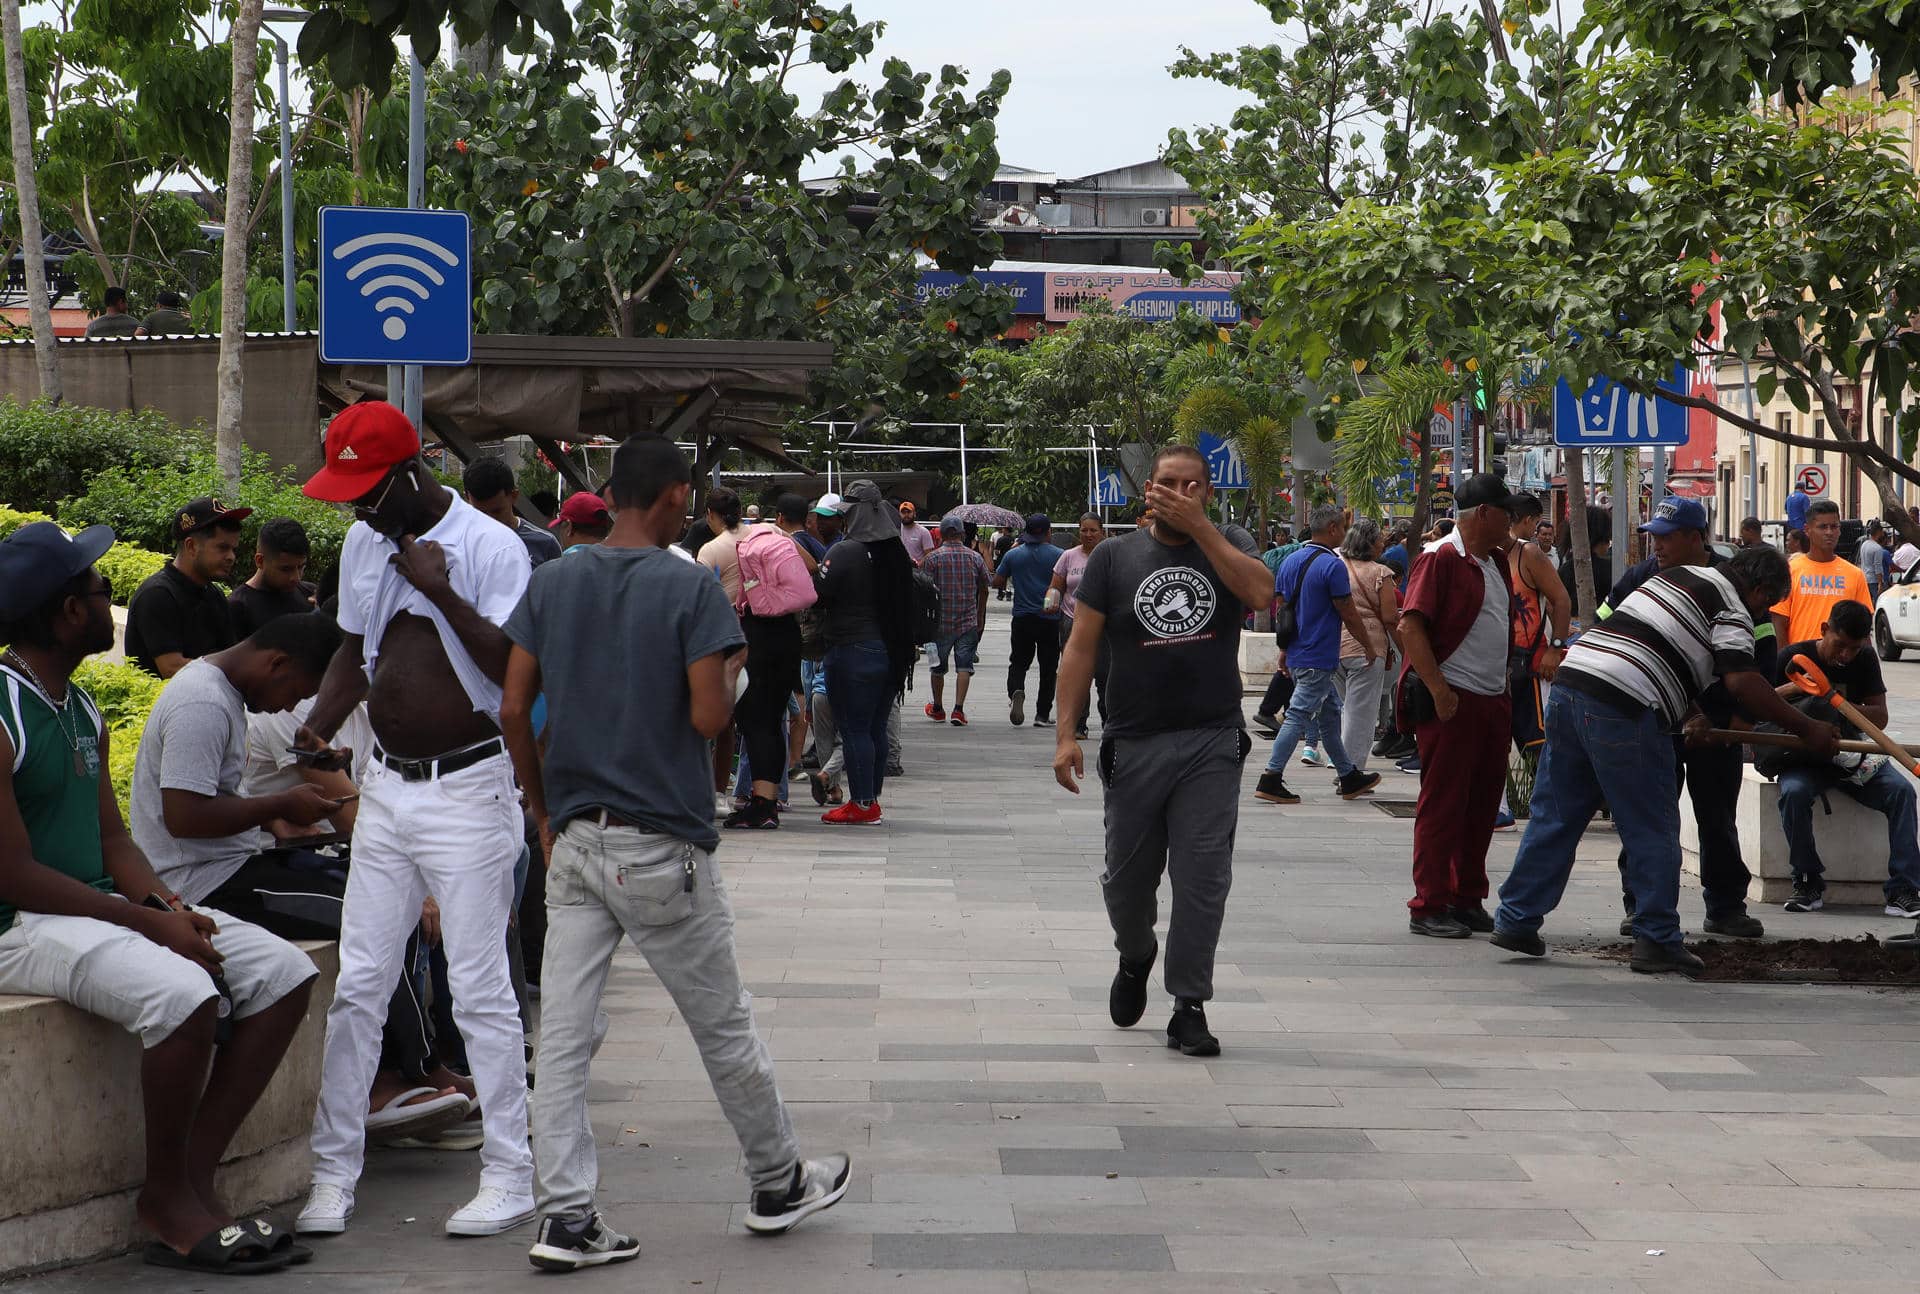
[2,0,60,403]
[1333,364,1461,531]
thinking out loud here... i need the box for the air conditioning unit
[1139,208,1168,226]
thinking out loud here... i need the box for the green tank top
[0,664,110,929]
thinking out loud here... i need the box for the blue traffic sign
[319,206,472,366]
[1090,468,1129,508]
[1197,433,1250,489]
[1553,364,1691,447]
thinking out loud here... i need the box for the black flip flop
[244,1217,314,1265]
[142,1222,292,1275]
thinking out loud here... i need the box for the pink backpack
[736,526,818,617]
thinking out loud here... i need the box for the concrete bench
[1681,764,1908,907]
[0,940,337,1277]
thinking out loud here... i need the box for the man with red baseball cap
[549,491,612,551]
[292,401,539,1240]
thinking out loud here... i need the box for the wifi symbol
[331,231,462,342]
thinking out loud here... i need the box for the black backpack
[910,566,942,643]
[1274,546,1332,649]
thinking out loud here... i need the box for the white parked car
[1874,563,1920,660]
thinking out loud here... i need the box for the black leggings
[739,613,802,791]
[205,848,438,1081]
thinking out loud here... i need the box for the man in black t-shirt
[228,517,317,638]
[126,497,251,677]
[1771,600,1920,917]
[1053,444,1272,1059]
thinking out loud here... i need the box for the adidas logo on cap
[337,446,359,461]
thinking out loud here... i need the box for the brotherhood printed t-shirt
[1074,524,1259,737]
[1770,553,1870,649]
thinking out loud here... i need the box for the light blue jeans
[1263,666,1354,776]
[1496,687,1684,946]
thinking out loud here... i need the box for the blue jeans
[1496,686,1685,946]
[826,640,892,804]
[1777,763,1920,899]
[1263,666,1352,776]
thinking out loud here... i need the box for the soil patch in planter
[1575,936,1920,986]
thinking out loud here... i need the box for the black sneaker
[745,1155,852,1235]
[1490,927,1546,957]
[1254,771,1298,804]
[528,1213,642,1272]
[1109,952,1155,1028]
[1034,716,1055,729]
[808,771,829,807]
[1337,770,1382,800]
[1395,753,1421,775]
[1009,691,1026,726]
[1165,1000,1220,1057]
[1702,911,1766,938]
[1409,913,1471,939]
[1619,913,1636,938]
[1450,903,1495,933]
[1255,712,1281,738]
[723,796,780,830]
[1629,936,1704,977]
[1783,879,1825,912]
[1886,889,1920,918]
[886,762,905,777]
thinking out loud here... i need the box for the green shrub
[62,446,352,576]
[97,545,169,604]
[0,506,52,538]
[73,659,165,819]
[0,400,201,508]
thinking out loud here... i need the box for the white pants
[309,752,534,1193]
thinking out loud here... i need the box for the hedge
[0,399,201,508]
[0,507,170,606]
[62,448,352,576]
[72,659,164,818]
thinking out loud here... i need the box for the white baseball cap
[812,492,845,516]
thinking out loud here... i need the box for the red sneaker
[949,709,968,727]
[924,703,946,722]
[822,801,883,825]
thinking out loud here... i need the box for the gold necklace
[2,650,87,778]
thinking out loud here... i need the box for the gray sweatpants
[532,819,800,1221]
[1098,726,1250,1003]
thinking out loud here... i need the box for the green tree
[1232,2,1920,543]
[2,0,57,402]
[424,0,1011,414]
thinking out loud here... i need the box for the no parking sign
[1793,463,1830,499]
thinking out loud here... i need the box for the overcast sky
[834,1,1290,176]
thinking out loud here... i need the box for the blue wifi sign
[318,206,472,366]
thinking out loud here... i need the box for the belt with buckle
[374,737,504,782]
[587,808,639,829]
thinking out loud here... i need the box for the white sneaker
[296,1183,354,1235]
[744,1153,852,1235]
[447,1184,538,1237]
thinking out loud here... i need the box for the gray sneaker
[528,1213,641,1272]
[745,1155,852,1236]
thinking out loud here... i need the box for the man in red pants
[1397,474,1518,938]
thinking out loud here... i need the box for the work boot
[1629,937,1704,978]
[1702,911,1765,938]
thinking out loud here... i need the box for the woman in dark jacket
[813,480,916,823]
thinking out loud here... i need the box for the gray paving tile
[869,1081,1106,1102]
[872,1232,1174,1271]
[878,1042,1100,1061]
[998,1148,1269,1178]
[1260,1152,1528,1181]
[1117,1124,1372,1153]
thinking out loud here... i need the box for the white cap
[812,492,845,516]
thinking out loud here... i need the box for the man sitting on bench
[130,612,473,1145]
[1774,599,1920,919]
[0,522,318,1276]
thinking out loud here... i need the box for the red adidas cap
[304,401,422,503]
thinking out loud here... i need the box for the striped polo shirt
[1556,566,1756,725]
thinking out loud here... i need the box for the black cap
[1023,513,1051,539]
[170,497,253,543]
[1454,473,1514,514]
[0,522,116,621]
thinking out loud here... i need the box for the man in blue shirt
[993,514,1065,726]
[1253,505,1381,804]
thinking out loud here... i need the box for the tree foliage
[294,0,571,101]
[424,0,1011,412]
[1228,0,1920,533]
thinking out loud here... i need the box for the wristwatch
[1544,635,1568,650]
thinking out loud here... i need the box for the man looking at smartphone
[0,522,318,1273]
[131,610,472,1142]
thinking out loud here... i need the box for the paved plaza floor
[34,602,1920,1291]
